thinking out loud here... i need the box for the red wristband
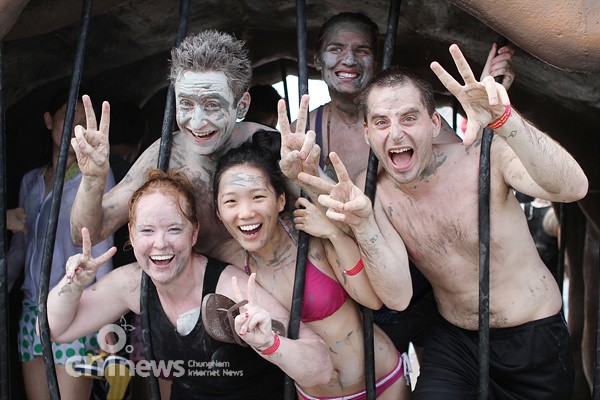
[260,332,280,355]
[487,105,511,130]
[343,258,364,276]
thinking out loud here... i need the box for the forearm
[47,277,85,342]
[257,335,332,387]
[70,175,108,246]
[497,109,588,201]
[326,234,383,309]
[352,215,412,311]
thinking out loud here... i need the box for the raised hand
[299,152,372,229]
[231,274,275,350]
[71,95,111,178]
[65,227,116,289]
[293,197,339,239]
[7,208,26,234]
[481,42,516,90]
[278,95,321,181]
[431,44,510,146]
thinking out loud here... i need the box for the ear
[236,91,251,119]
[277,192,286,213]
[314,53,322,71]
[363,121,370,145]
[43,111,53,130]
[192,222,200,245]
[431,111,442,138]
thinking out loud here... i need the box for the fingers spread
[449,44,477,85]
[231,275,244,303]
[99,101,111,136]
[82,95,98,131]
[295,95,310,134]
[277,99,291,135]
[329,152,350,183]
[430,61,461,95]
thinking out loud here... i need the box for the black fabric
[413,312,574,400]
[148,256,285,400]
[525,204,559,281]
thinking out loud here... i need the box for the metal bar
[478,36,508,400]
[362,2,401,396]
[452,99,458,132]
[37,1,94,398]
[0,39,9,400]
[594,240,600,400]
[142,1,191,399]
[284,2,309,398]
[557,203,566,304]
[279,60,292,123]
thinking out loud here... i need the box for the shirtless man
[69,30,270,265]
[286,44,587,398]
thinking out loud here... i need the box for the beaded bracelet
[260,332,280,356]
[487,105,511,130]
[343,258,364,276]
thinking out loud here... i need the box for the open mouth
[389,148,414,169]
[150,254,174,266]
[336,71,359,80]
[190,130,217,141]
[239,223,261,237]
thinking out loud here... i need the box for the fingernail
[245,312,249,319]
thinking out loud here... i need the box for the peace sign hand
[299,152,372,229]
[71,95,112,178]
[65,227,116,290]
[278,95,321,181]
[431,44,510,146]
[231,274,275,350]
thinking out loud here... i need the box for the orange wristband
[487,105,511,130]
[343,259,364,276]
[260,332,280,356]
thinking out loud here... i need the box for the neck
[329,93,363,124]
[155,256,200,303]
[245,223,295,273]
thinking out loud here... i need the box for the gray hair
[169,30,252,101]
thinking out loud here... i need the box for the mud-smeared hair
[315,12,379,56]
[129,169,198,228]
[360,66,436,122]
[169,30,252,102]
[213,130,285,209]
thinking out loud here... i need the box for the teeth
[192,131,213,138]
[150,255,173,261]
[240,224,260,231]
[390,148,410,154]
[337,72,358,78]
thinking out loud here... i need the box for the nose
[153,232,168,249]
[238,200,256,219]
[190,106,207,130]
[342,50,356,66]
[390,123,404,142]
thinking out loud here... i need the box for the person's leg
[412,316,478,400]
[55,364,93,400]
[21,357,50,400]
[489,313,574,400]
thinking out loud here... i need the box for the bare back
[376,138,562,329]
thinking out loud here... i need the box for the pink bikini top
[300,259,348,323]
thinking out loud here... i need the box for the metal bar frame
[0,39,9,400]
[140,1,191,399]
[36,1,94,398]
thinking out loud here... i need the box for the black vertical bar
[477,127,492,400]
[452,99,459,132]
[478,36,508,400]
[362,2,400,397]
[595,241,600,400]
[284,2,309,399]
[142,1,190,399]
[0,39,9,400]
[279,60,292,123]
[557,203,566,304]
[37,1,94,398]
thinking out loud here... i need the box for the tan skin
[48,189,332,389]
[295,44,588,330]
[216,165,408,399]
[69,71,271,266]
[298,19,515,184]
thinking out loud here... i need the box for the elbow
[295,349,333,387]
[384,289,413,312]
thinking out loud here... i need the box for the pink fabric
[301,259,348,323]
[295,352,404,400]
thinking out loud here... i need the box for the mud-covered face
[175,70,239,156]
[364,83,441,185]
[316,24,376,96]
[216,165,285,254]
[129,192,198,286]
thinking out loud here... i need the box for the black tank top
[148,256,285,399]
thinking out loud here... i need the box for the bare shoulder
[114,263,143,312]
[215,263,249,298]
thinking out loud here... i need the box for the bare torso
[376,138,562,329]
